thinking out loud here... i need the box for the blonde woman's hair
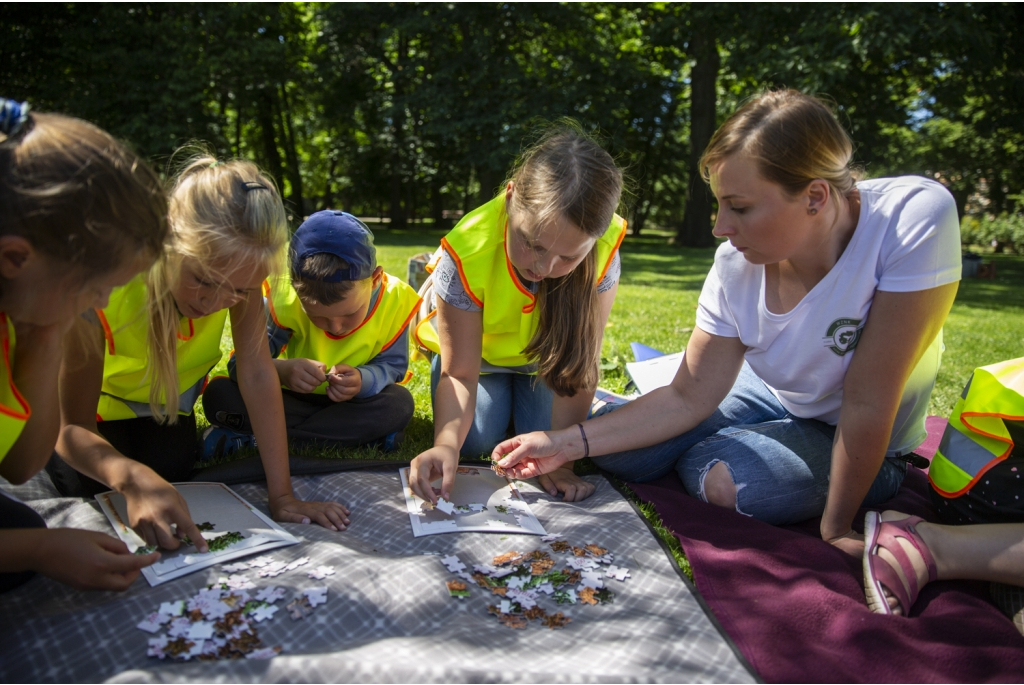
[147,150,287,422]
[508,124,624,397]
[700,90,859,208]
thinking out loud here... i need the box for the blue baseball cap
[291,210,377,282]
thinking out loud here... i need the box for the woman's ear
[806,179,831,216]
[505,181,515,204]
[0,235,35,280]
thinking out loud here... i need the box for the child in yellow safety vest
[49,152,350,547]
[0,99,165,592]
[201,211,421,452]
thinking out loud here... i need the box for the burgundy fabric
[628,416,1024,683]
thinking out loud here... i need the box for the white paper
[625,351,685,395]
[398,466,547,537]
[95,482,299,587]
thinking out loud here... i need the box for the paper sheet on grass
[399,465,546,537]
[96,482,298,586]
[625,351,684,394]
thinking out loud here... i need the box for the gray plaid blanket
[0,469,754,683]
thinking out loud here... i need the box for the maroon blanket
[628,417,1024,683]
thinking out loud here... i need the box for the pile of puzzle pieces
[439,533,632,630]
[136,555,335,661]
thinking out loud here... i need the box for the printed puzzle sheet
[96,482,299,586]
[399,465,546,536]
[0,469,754,683]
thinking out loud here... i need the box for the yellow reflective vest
[265,272,421,394]
[0,312,30,462]
[414,194,626,369]
[95,275,227,421]
[930,357,1024,497]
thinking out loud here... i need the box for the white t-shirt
[695,176,962,456]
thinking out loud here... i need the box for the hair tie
[242,181,267,192]
[577,423,590,459]
[0,98,31,137]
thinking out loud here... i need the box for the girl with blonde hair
[50,152,350,551]
[0,99,165,591]
[409,125,626,504]
[495,90,961,555]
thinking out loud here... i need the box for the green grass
[197,225,1024,580]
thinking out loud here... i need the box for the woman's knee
[699,460,738,509]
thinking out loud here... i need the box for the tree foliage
[2,2,1021,242]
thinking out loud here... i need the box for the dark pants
[202,377,414,448]
[46,413,198,498]
[0,493,46,593]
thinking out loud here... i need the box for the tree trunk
[256,90,284,192]
[677,26,720,248]
[277,84,305,216]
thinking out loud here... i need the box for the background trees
[3,2,1021,243]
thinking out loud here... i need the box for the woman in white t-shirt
[492,90,961,556]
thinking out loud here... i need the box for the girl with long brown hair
[0,99,165,591]
[409,125,626,504]
[50,151,350,552]
[494,90,961,556]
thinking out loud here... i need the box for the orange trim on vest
[503,223,537,314]
[0,313,30,421]
[597,219,627,284]
[381,295,423,352]
[960,411,1024,455]
[264,280,288,331]
[177,318,196,342]
[398,370,414,385]
[931,465,1005,499]
[324,273,390,341]
[414,308,438,351]
[95,308,115,355]
[439,237,483,308]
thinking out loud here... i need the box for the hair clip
[242,181,267,192]
[0,98,31,137]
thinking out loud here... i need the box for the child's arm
[56,317,208,552]
[229,290,350,531]
[0,528,158,591]
[326,329,410,402]
[0,321,64,484]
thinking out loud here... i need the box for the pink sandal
[863,511,938,615]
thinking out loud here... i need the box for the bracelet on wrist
[576,423,590,459]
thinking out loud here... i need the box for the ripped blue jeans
[592,362,906,526]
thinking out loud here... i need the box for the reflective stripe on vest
[414,194,626,369]
[266,272,421,395]
[96,275,227,420]
[0,312,30,462]
[930,357,1024,497]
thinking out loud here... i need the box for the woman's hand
[278,358,328,394]
[538,465,596,502]
[326,364,361,402]
[491,429,579,479]
[409,445,460,504]
[121,465,209,552]
[269,492,350,531]
[34,528,160,591]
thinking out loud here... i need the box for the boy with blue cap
[201,211,422,455]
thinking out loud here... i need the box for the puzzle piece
[434,498,455,515]
[147,635,170,659]
[258,561,288,578]
[249,604,279,623]
[158,600,185,617]
[506,588,537,610]
[468,503,487,512]
[605,565,631,581]
[446,580,470,599]
[566,556,599,571]
[540,534,564,542]
[167,617,192,638]
[136,613,166,634]
[499,599,513,614]
[307,565,336,580]
[286,596,313,620]
[247,556,272,568]
[221,562,250,573]
[580,570,605,589]
[200,599,233,621]
[255,586,287,604]
[225,574,256,590]
[284,556,310,572]
[246,646,281,660]
[440,555,466,573]
[188,621,215,640]
[304,586,328,607]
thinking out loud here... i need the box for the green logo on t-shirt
[823,318,863,356]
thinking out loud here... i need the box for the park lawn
[199,226,1024,579]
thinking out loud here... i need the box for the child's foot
[863,510,938,616]
[199,426,257,461]
[380,431,404,452]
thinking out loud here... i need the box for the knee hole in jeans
[697,459,750,516]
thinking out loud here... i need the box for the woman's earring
[808,208,818,216]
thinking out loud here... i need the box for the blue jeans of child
[593,362,907,525]
[430,355,553,458]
